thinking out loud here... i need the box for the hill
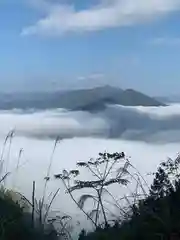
[0,86,165,111]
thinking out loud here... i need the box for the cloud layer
[22,0,180,36]
[2,104,180,143]
[2,105,180,231]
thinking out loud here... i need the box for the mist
[1,104,180,142]
[1,104,180,230]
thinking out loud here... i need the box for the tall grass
[40,137,61,228]
[0,132,74,239]
[12,148,23,190]
[0,130,15,185]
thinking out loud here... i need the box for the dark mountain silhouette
[70,87,165,112]
[0,85,165,111]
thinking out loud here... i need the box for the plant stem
[32,181,35,229]
[97,189,108,226]
[62,179,97,228]
[43,188,60,223]
[95,158,109,226]
[41,138,59,227]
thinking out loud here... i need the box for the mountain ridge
[0,85,165,111]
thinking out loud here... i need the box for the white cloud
[2,104,180,142]
[77,73,104,81]
[2,107,180,230]
[22,0,180,36]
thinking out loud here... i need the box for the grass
[0,132,72,239]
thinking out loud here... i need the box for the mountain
[72,87,165,112]
[110,88,164,106]
[155,96,170,104]
[0,86,165,111]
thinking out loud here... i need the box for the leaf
[54,173,70,180]
[70,170,79,177]
[70,180,103,191]
[61,215,72,221]
[78,194,96,209]
[104,178,129,187]
[88,161,95,165]
[68,179,106,193]
[54,174,62,179]
[77,162,88,167]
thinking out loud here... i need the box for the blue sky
[1,0,180,95]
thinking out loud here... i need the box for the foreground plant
[54,151,147,227]
[77,154,180,240]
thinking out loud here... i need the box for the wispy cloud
[150,37,180,46]
[77,73,104,81]
[22,0,180,37]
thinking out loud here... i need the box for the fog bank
[1,104,180,142]
[0,105,179,231]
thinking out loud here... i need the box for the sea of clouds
[1,104,180,142]
[1,104,180,231]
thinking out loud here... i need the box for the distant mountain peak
[0,86,165,111]
[83,85,122,92]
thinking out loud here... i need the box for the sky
[1,0,180,95]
